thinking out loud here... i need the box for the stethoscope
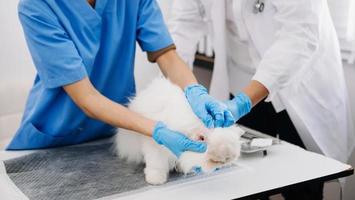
[253,0,265,14]
[197,0,265,20]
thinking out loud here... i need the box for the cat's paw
[144,167,168,185]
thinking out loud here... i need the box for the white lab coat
[169,0,355,163]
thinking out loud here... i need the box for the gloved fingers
[200,111,215,129]
[223,110,236,127]
[206,102,225,128]
[223,99,238,120]
[152,125,206,158]
[183,140,207,153]
[188,101,215,128]
[214,112,225,128]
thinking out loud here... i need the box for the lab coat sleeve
[169,0,210,67]
[252,0,320,98]
[18,1,88,89]
[136,0,174,52]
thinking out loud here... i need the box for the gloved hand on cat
[184,84,235,128]
[152,121,207,157]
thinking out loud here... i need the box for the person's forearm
[84,93,156,136]
[242,80,269,106]
[157,50,198,89]
[64,78,156,136]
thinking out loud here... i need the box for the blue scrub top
[7,0,173,150]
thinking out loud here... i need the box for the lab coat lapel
[242,0,278,57]
[232,0,249,41]
[209,0,230,100]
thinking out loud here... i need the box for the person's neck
[87,0,96,8]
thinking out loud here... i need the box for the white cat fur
[115,77,243,185]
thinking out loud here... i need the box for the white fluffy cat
[115,77,243,185]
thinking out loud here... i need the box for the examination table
[0,127,353,200]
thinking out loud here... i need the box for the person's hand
[224,92,252,121]
[184,84,235,128]
[152,122,207,157]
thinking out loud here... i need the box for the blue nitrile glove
[152,122,207,157]
[184,84,235,128]
[224,92,252,121]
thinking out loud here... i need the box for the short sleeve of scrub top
[136,0,174,52]
[18,1,87,89]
